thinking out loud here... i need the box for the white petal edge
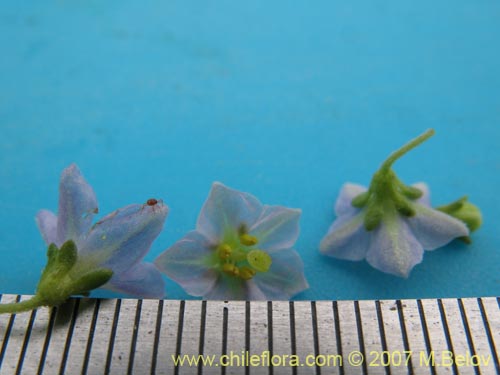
[407,204,469,250]
[252,249,309,300]
[35,209,60,246]
[104,262,166,299]
[196,182,264,243]
[249,205,301,252]
[320,212,370,261]
[57,164,98,242]
[154,231,219,297]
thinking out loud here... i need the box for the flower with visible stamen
[155,182,309,300]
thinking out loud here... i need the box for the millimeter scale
[0,294,498,374]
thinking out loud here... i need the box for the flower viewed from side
[36,164,168,298]
[320,130,474,278]
[155,182,309,300]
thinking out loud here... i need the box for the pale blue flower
[320,130,472,278]
[155,182,309,300]
[36,164,168,298]
[320,182,469,278]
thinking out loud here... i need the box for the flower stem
[0,295,45,314]
[380,129,435,172]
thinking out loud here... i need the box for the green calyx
[352,129,435,231]
[215,226,272,280]
[436,197,482,243]
[436,196,482,231]
[0,240,112,315]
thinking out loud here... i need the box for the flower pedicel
[320,129,481,278]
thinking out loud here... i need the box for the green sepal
[47,243,58,261]
[399,184,423,200]
[437,196,466,213]
[394,196,416,217]
[57,240,78,270]
[436,197,482,232]
[34,240,113,308]
[351,191,370,208]
[72,269,113,296]
[364,205,383,231]
[43,243,59,275]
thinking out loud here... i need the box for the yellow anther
[240,233,258,246]
[218,244,232,260]
[239,266,256,280]
[247,250,272,272]
[222,263,240,277]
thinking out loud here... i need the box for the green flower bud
[437,197,482,232]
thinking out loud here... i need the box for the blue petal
[154,231,218,297]
[57,164,98,242]
[407,204,469,250]
[203,276,267,300]
[105,262,166,298]
[196,182,264,243]
[366,214,424,278]
[35,209,60,246]
[335,183,368,216]
[253,249,309,300]
[249,206,301,252]
[320,212,370,261]
[80,203,168,274]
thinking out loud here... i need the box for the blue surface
[0,1,499,300]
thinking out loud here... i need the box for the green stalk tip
[380,129,435,172]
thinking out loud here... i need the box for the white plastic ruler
[0,294,498,375]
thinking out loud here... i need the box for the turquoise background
[0,1,499,300]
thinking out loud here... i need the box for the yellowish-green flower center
[216,228,272,280]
